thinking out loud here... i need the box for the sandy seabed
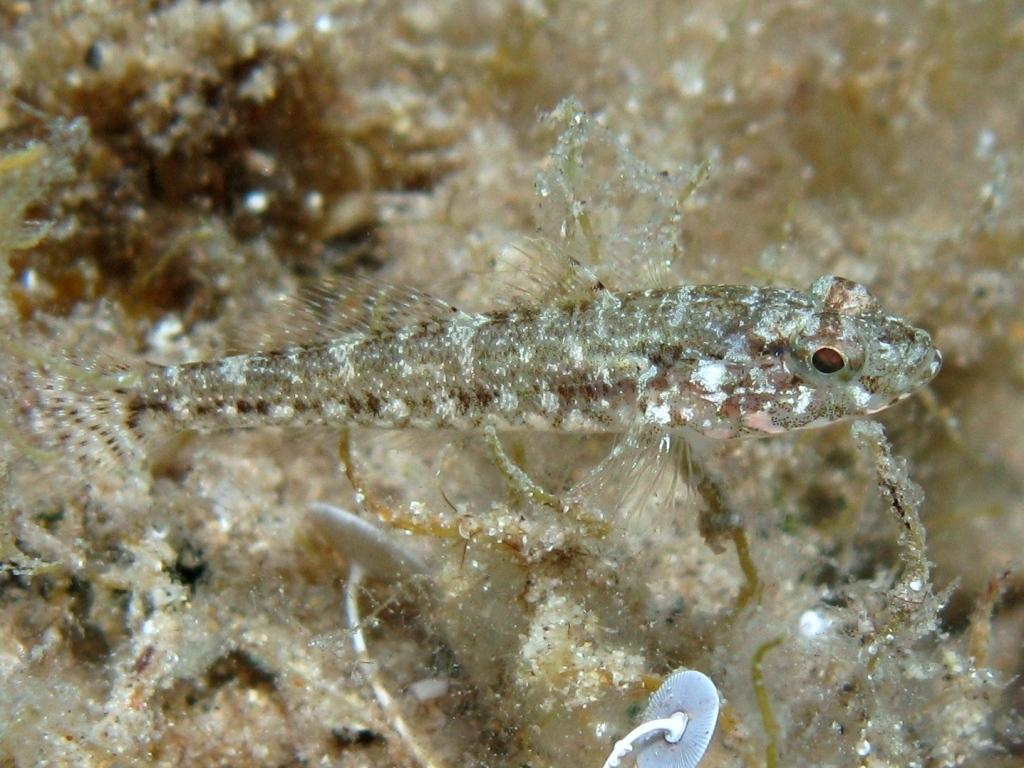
[1,2,1022,767]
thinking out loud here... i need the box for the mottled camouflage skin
[127,276,940,440]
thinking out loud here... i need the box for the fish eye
[811,346,846,374]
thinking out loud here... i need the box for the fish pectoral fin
[567,420,692,524]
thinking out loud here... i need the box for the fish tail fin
[1,336,149,475]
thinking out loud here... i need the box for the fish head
[773,275,941,431]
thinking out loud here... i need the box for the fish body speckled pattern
[120,275,940,446]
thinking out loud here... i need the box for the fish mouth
[878,344,941,410]
[918,346,942,384]
[903,329,942,388]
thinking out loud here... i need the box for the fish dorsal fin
[230,276,464,352]
[487,238,611,307]
[530,100,713,294]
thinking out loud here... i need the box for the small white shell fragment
[308,502,428,581]
[243,189,270,213]
[636,669,720,768]
[799,609,831,638]
[408,676,449,702]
